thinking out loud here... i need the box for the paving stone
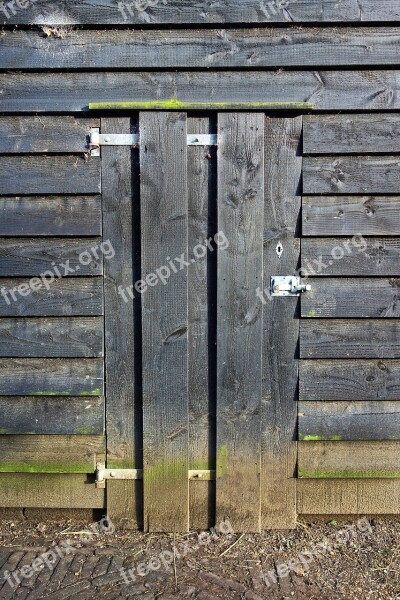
[41,579,91,599]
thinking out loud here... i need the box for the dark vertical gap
[131,113,144,528]
[207,114,218,526]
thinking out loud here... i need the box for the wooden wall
[1,0,400,527]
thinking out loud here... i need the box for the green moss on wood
[88,99,314,111]
[299,468,400,478]
[299,434,342,441]
[31,389,101,396]
[217,445,228,478]
[0,462,92,473]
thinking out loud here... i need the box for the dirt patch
[0,517,399,599]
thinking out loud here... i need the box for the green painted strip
[88,99,314,111]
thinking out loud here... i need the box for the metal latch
[89,128,218,156]
[95,463,143,488]
[271,276,311,297]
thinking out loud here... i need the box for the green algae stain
[217,445,228,478]
[299,468,400,479]
[89,98,314,111]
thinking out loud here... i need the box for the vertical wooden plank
[187,116,217,530]
[102,117,138,528]
[261,117,302,529]
[140,111,189,532]
[216,112,264,532]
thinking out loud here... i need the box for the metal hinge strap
[89,128,218,156]
[95,463,215,488]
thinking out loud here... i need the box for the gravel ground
[0,517,399,599]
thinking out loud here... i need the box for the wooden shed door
[102,112,301,532]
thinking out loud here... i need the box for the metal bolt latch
[271,276,311,297]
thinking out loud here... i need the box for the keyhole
[276,241,283,258]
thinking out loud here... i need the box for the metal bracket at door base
[271,276,311,297]
[95,464,215,487]
[95,463,143,488]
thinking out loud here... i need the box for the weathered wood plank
[0,239,103,276]
[304,114,400,155]
[298,401,400,441]
[102,116,138,529]
[4,28,400,69]
[0,358,103,396]
[301,278,400,318]
[300,320,400,359]
[0,474,105,508]
[0,278,103,317]
[301,238,400,276]
[0,317,103,358]
[297,479,400,514]
[300,359,400,401]
[0,156,100,195]
[187,116,216,528]
[141,111,189,532]
[304,156,400,195]
[5,71,400,112]
[261,116,302,529]
[1,1,399,24]
[0,396,104,434]
[0,116,97,153]
[299,441,400,478]
[0,435,105,473]
[0,196,102,237]
[302,196,400,237]
[216,112,264,532]
[190,481,215,531]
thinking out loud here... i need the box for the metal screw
[273,285,280,293]
[104,136,111,143]
[110,471,116,478]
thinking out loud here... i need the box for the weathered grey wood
[301,320,400,359]
[102,117,138,529]
[302,196,400,237]
[6,71,400,112]
[301,238,400,276]
[298,401,400,441]
[1,1,399,24]
[298,480,400,514]
[300,359,400,401]
[0,156,100,195]
[216,112,264,532]
[187,116,216,528]
[0,474,105,508]
[0,278,103,317]
[304,114,400,155]
[0,317,103,358]
[141,111,189,532]
[301,278,400,318]
[0,396,104,434]
[0,116,97,153]
[0,358,103,396]
[261,116,302,529]
[0,435,105,473]
[299,441,400,478]
[0,196,102,237]
[304,156,400,195]
[0,239,103,276]
[5,28,400,69]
